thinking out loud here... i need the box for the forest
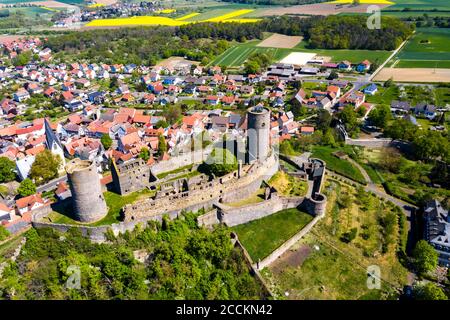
[0,213,267,299]
[43,15,413,65]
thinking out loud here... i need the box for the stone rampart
[216,195,305,227]
[151,145,214,176]
[255,215,322,270]
[123,153,279,222]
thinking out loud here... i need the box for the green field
[311,146,367,184]
[210,39,392,68]
[383,0,450,11]
[232,208,313,262]
[389,28,450,68]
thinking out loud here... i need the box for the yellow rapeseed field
[86,16,188,27]
[86,9,261,27]
[205,9,254,22]
[155,9,176,14]
[329,0,394,4]
[175,12,200,21]
[87,3,105,8]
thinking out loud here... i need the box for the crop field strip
[85,8,260,27]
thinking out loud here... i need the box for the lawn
[49,189,155,226]
[232,208,313,262]
[311,146,366,184]
[156,164,194,179]
[364,86,400,105]
[390,28,450,68]
[261,180,409,300]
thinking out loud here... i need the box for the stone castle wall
[123,153,279,222]
[215,195,305,227]
[150,145,214,176]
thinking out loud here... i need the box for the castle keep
[246,106,270,164]
[65,158,108,223]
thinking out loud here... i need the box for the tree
[162,105,182,124]
[327,70,339,80]
[413,131,450,162]
[338,106,359,133]
[244,60,260,75]
[12,51,31,67]
[17,178,36,197]
[100,134,112,150]
[414,283,448,300]
[202,148,238,177]
[139,147,150,162]
[29,150,61,185]
[0,157,16,183]
[367,104,392,129]
[379,147,405,174]
[316,109,332,132]
[384,77,394,88]
[154,120,168,129]
[412,240,439,275]
[157,134,167,156]
[322,129,336,147]
[384,119,416,141]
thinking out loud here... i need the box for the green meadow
[391,28,450,68]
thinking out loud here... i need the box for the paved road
[36,175,68,193]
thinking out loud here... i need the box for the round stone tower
[66,158,108,223]
[246,106,270,164]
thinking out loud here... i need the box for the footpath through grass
[232,208,313,262]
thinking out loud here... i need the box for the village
[0,31,449,301]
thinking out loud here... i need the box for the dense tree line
[0,214,266,299]
[306,15,414,50]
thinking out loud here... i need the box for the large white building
[424,200,450,267]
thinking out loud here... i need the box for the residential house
[15,193,45,216]
[424,200,450,266]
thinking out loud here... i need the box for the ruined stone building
[111,157,151,195]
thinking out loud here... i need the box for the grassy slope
[232,208,313,261]
[262,180,409,300]
[311,146,366,184]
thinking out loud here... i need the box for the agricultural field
[383,0,450,11]
[210,37,392,68]
[232,208,313,262]
[388,28,450,69]
[85,7,261,27]
[262,180,409,300]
